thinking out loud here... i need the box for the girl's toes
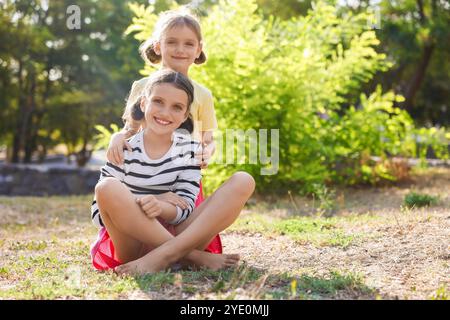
[225,259,239,266]
[227,254,240,261]
[224,258,239,266]
[115,264,132,276]
[114,265,126,275]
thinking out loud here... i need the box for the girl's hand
[106,132,132,166]
[194,142,214,169]
[136,195,163,219]
[156,192,189,210]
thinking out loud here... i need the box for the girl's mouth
[154,117,172,126]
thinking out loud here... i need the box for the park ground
[0,167,448,300]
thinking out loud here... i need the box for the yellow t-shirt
[126,76,218,141]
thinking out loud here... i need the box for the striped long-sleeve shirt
[91,130,201,228]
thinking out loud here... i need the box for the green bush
[125,0,449,194]
[93,124,121,151]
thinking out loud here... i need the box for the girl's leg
[95,177,174,263]
[96,177,240,270]
[174,194,215,249]
[174,172,255,249]
[115,172,255,275]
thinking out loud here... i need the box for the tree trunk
[76,124,93,167]
[24,71,51,163]
[11,60,24,163]
[24,52,54,163]
[23,70,37,163]
[403,42,435,110]
[37,143,47,163]
[416,0,426,23]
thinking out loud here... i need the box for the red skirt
[90,182,222,271]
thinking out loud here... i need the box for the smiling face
[141,83,189,136]
[154,24,203,74]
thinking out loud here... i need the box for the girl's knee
[95,177,122,198]
[230,171,256,195]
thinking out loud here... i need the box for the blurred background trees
[0,0,146,164]
[0,0,448,193]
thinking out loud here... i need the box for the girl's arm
[122,118,142,138]
[136,195,178,221]
[137,192,193,222]
[196,86,217,168]
[196,130,216,169]
[107,118,142,165]
[158,201,178,221]
[202,131,215,154]
[169,158,202,225]
[154,192,189,209]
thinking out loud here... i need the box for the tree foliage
[0,0,145,164]
[127,0,448,193]
[0,0,448,194]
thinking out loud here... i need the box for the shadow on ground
[132,263,392,300]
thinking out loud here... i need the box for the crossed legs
[95,172,255,275]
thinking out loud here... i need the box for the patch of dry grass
[0,168,448,299]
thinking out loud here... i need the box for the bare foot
[115,251,240,276]
[186,251,240,271]
[114,248,172,276]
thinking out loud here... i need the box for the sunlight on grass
[0,172,447,301]
[429,285,449,300]
[228,214,361,248]
[263,270,375,300]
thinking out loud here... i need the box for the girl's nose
[159,105,170,117]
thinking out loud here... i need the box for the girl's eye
[185,42,194,47]
[173,105,183,112]
[153,99,163,104]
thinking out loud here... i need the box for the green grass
[229,213,360,248]
[8,240,50,251]
[0,230,375,299]
[0,246,139,299]
[403,192,439,208]
[258,270,374,300]
[4,240,372,300]
[0,196,370,299]
[295,271,372,296]
[429,285,449,300]
[0,196,371,299]
[1,190,445,300]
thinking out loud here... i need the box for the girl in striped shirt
[107,9,223,256]
[92,69,255,275]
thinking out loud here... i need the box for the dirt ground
[0,168,448,300]
[222,167,450,299]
